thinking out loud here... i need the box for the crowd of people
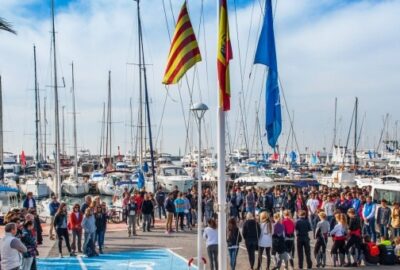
[2,184,400,270]
[206,184,400,270]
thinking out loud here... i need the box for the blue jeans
[205,210,213,222]
[228,248,239,270]
[365,218,376,242]
[185,211,192,227]
[158,204,166,219]
[393,227,400,237]
[96,229,105,250]
[83,232,96,253]
[379,224,389,239]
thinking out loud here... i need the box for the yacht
[61,170,89,197]
[97,171,137,196]
[157,165,194,192]
[0,185,19,223]
[19,176,50,198]
[318,170,357,188]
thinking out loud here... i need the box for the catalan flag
[217,0,233,111]
[162,2,201,85]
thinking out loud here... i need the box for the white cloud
[0,0,399,158]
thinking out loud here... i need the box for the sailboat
[19,46,50,198]
[61,62,89,196]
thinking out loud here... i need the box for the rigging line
[356,113,366,149]
[278,76,301,154]
[162,0,172,41]
[154,86,169,150]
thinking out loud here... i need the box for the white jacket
[258,222,273,248]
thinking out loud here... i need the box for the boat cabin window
[162,167,188,176]
[373,188,400,206]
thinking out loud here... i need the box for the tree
[0,17,16,34]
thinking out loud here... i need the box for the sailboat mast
[51,0,61,197]
[100,102,105,157]
[33,45,39,177]
[130,98,134,160]
[136,0,143,167]
[43,97,47,161]
[354,97,358,167]
[136,0,156,191]
[105,71,112,167]
[71,62,78,181]
[0,76,3,172]
[62,105,65,155]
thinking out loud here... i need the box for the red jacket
[68,211,83,230]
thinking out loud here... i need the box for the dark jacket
[126,202,137,215]
[227,227,242,247]
[21,228,36,258]
[81,202,89,214]
[295,217,312,241]
[49,201,60,216]
[54,213,68,229]
[23,198,36,209]
[242,219,261,244]
[142,200,154,215]
[155,191,166,206]
[165,197,175,213]
[95,212,108,231]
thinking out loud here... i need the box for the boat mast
[62,105,65,155]
[331,97,337,164]
[136,0,143,167]
[100,102,105,157]
[105,71,112,168]
[130,97,134,161]
[135,0,156,191]
[354,97,358,167]
[51,0,61,197]
[0,76,3,177]
[34,45,39,177]
[43,97,47,161]
[71,62,78,181]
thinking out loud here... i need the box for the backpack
[368,243,380,257]
[272,234,286,254]
[378,244,396,265]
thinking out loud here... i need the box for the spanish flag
[162,2,201,85]
[217,0,233,111]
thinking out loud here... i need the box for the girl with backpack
[227,217,242,270]
[256,212,272,270]
[282,210,295,269]
[272,213,287,269]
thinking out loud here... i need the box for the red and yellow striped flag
[217,0,233,111]
[162,2,201,85]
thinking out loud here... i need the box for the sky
[0,0,399,158]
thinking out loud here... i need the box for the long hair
[56,202,67,216]
[227,217,238,239]
[208,218,217,229]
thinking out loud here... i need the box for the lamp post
[191,102,208,270]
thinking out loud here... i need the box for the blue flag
[254,0,282,149]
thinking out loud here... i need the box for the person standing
[126,196,138,237]
[391,202,400,238]
[227,217,242,270]
[295,210,313,269]
[142,193,154,232]
[164,193,175,234]
[82,208,97,256]
[80,195,92,214]
[362,196,377,242]
[54,203,75,257]
[204,193,215,222]
[242,212,261,270]
[306,193,320,237]
[0,223,27,270]
[95,204,108,253]
[345,208,362,266]
[69,203,83,253]
[155,187,166,219]
[272,213,287,269]
[49,195,60,240]
[377,199,391,240]
[256,212,272,270]
[282,210,295,269]
[314,212,330,268]
[330,213,348,266]
[20,221,36,270]
[174,192,185,231]
[23,192,36,209]
[203,218,218,270]
[322,195,335,227]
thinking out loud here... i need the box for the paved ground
[33,219,399,270]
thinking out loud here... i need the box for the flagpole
[217,108,227,270]
[217,1,227,269]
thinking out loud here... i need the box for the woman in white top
[203,218,218,270]
[256,211,273,270]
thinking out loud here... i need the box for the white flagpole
[217,107,227,270]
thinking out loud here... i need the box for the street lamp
[190,102,208,270]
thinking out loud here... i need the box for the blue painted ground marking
[37,249,197,270]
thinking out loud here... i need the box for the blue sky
[0,0,399,156]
